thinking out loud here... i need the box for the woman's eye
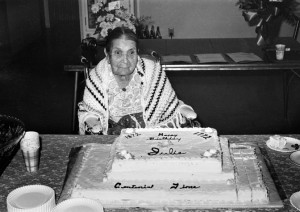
[129,50,136,56]
[112,50,121,56]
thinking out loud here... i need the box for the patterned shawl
[78,56,185,134]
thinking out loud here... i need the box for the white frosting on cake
[72,182,238,207]
[231,145,268,203]
[70,128,269,208]
[268,135,287,149]
[116,128,220,158]
[105,128,228,181]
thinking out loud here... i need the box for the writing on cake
[114,182,154,189]
[148,133,182,143]
[170,183,201,189]
[148,147,186,156]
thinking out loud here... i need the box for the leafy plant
[236,0,300,25]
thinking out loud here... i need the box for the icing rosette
[116,150,134,160]
[203,149,219,158]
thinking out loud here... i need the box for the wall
[47,0,81,45]
[0,0,9,50]
[5,0,42,54]
[138,0,298,40]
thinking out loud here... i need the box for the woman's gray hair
[105,27,139,53]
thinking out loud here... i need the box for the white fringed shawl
[78,56,186,135]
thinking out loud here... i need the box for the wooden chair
[293,18,300,40]
[80,37,98,80]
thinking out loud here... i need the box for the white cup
[20,131,40,172]
[275,44,286,60]
[22,150,40,172]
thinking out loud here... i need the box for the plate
[290,151,300,166]
[290,191,300,211]
[53,198,104,212]
[266,137,300,152]
[7,185,55,212]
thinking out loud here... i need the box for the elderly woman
[78,27,198,135]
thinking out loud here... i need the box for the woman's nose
[121,54,129,63]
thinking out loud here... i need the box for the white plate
[52,198,103,212]
[7,185,55,212]
[290,151,300,166]
[266,137,300,152]
[290,191,300,211]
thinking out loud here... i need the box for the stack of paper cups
[20,131,40,172]
[275,44,286,60]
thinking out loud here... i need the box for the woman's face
[106,36,138,77]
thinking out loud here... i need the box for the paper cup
[22,149,40,172]
[276,50,285,60]
[52,198,104,212]
[20,131,40,151]
[7,185,55,212]
[275,44,286,60]
[275,44,286,51]
[20,132,40,172]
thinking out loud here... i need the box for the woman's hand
[180,105,197,120]
[180,105,201,127]
[84,116,102,134]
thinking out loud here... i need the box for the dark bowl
[0,115,25,176]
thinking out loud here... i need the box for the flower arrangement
[91,0,137,39]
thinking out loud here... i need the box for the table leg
[283,70,288,121]
[72,72,79,133]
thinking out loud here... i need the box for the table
[1,134,300,211]
[65,38,300,134]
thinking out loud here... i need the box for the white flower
[99,21,108,28]
[97,16,105,23]
[91,4,100,14]
[113,20,123,28]
[100,30,107,38]
[106,13,114,21]
[123,12,131,20]
[115,10,123,17]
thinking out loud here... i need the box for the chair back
[293,18,300,40]
[81,37,98,80]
